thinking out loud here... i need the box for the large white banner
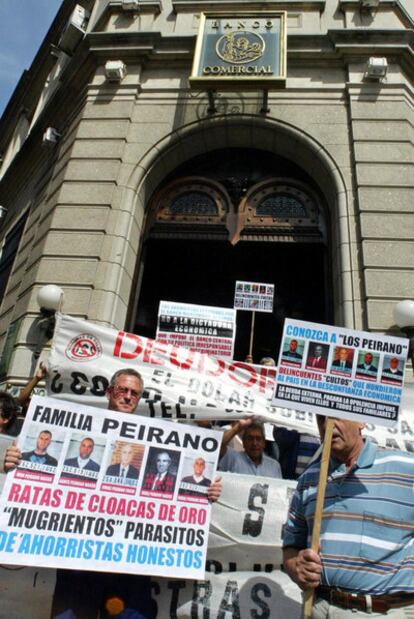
[47,314,414,452]
[0,467,303,618]
[0,397,221,579]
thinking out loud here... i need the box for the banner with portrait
[0,396,221,579]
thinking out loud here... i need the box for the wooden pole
[302,417,334,619]
[249,311,256,357]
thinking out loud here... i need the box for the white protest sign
[234,280,274,313]
[0,396,221,579]
[273,319,409,426]
[156,301,236,358]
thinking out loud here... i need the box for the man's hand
[295,548,322,589]
[36,361,47,381]
[283,547,322,590]
[207,475,222,502]
[4,442,21,472]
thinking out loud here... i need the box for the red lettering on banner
[143,339,167,366]
[113,331,143,359]
[228,362,257,388]
[258,367,277,393]
[158,504,176,521]
[203,356,226,377]
[170,347,195,370]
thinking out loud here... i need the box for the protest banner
[273,319,409,426]
[0,396,221,579]
[156,300,236,359]
[48,313,276,421]
[0,469,302,618]
[47,313,414,451]
[234,281,274,313]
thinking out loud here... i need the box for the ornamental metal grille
[256,194,307,218]
[170,192,218,216]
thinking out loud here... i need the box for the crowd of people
[2,349,413,619]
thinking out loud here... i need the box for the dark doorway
[133,238,330,363]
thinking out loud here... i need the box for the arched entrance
[130,146,333,361]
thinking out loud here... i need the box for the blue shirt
[219,448,282,478]
[283,440,414,595]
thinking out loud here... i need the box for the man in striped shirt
[283,415,414,617]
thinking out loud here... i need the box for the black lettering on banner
[167,580,186,619]
[192,581,212,619]
[70,371,88,395]
[218,580,240,619]
[150,580,160,617]
[251,582,271,619]
[242,484,269,537]
[91,375,109,396]
[50,372,63,394]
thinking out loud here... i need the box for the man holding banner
[283,415,414,618]
[5,367,222,619]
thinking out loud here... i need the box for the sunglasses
[111,386,141,400]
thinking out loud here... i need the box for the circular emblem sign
[216,31,265,64]
[65,334,102,362]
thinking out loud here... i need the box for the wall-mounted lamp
[36,284,64,339]
[360,0,380,9]
[365,57,388,80]
[121,0,139,10]
[394,299,414,373]
[104,60,127,82]
[42,127,61,146]
[0,206,7,219]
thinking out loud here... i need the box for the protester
[218,418,282,477]
[273,426,320,479]
[0,392,19,435]
[4,367,222,619]
[283,415,414,618]
[0,363,47,437]
[21,429,58,466]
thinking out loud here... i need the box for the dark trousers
[51,569,156,619]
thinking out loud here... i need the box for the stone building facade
[0,0,413,388]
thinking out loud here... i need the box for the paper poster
[156,301,236,359]
[0,396,221,579]
[273,319,409,426]
[234,281,274,313]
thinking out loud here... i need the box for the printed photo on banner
[178,456,214,504]
[381,355,404,384]
[305,342,329,372]
[141,447,180,500]
[0,396,221,579]
[355,351,379,381]
[330,346,354,375]
[102,441,145,494]
[233,280,275,313]
[273,318,409,427]
[280,337,304,367]
[16,427,62,483]
[60,434,103,488]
